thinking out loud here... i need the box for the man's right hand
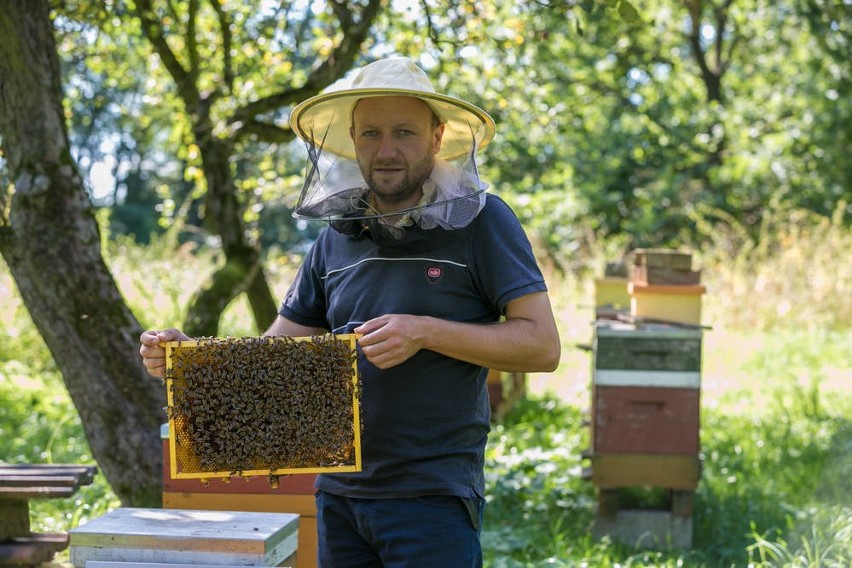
[139,328,191,378]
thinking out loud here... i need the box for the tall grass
[694,200,852,331]
[1,205,850,566]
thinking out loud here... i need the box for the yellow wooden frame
[165,334,362,479]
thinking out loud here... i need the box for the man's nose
[376,135,398,159]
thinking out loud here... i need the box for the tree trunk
[182,127,276,337]
[0,0,165,506]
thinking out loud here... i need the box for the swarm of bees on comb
[165,335,361,481]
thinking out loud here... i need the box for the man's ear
[432,124,446,155]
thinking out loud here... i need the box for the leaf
[617,0,641,23]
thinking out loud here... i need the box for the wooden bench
[0,463,98,566]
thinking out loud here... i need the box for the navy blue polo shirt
[279,194,547,500]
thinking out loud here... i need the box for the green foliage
[382,1,850,268]
[694,363,852,565]
[47,0,850,272]
[55,0,182,236]
[53,0,340,251]
[3,165,852,565]
[3,1,849,559]
[100,228,299,336]
[747,506,852,568]
[0,232,296,535]
[483,397,596,562]
[0,331,119,534]
[478,209,852,565]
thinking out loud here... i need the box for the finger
[158,328,188,343]
[140,330,162,346]
[360,340,387,360]
[366,352,404,370]
[355,316,388,336]
[359,333,384,350]
[143,356,166,378]
[140,342,165,357]
[144,357,165,371]
[358,324,393,349]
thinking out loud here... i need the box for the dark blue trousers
[315,490,484,567]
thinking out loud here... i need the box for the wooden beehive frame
[165,334,362,479]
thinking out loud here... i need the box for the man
[141,57,560,567]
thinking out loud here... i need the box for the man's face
[351,96,444,213]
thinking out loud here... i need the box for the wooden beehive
[590,454,701,490]
[588,255,708,549]
[592,386,700,455]
[593,322,703,380]
[631,248,701,286]
[595,278,630,311]
[591,322,703,488]
[69,507,299,567]
[595,260,631,316]
[165,334,362,480]
[629,283,705,325]
[633,248,693,270]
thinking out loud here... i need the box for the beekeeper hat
[289,57,496,161]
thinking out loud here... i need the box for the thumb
[157,328,191,343]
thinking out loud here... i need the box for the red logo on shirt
[427,267,443,283]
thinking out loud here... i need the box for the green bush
[0,359,119,533]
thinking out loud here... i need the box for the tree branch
[229,0,383,134]
[233,120,296,145]
[682,0,723,102]
[134,0,199,110]
[713,0,734,77]
[684,0,711,80]
[419,0,466,48]
[420,0,441,47]
[187,0,200,85]
[329,0,354,28]
[208,0,234,91]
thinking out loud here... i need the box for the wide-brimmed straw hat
[289,57,496,161]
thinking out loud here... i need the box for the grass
[1,206,850,566]
[481,364,851,567]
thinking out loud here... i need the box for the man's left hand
[355,314,429,369]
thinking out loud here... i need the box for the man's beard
[363,153,434,207]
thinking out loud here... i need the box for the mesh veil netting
[293,122,489,238]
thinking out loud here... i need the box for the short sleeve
[279,234,330,329]
[470,195,548,314]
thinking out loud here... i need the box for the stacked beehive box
[629,249,705,325]
[588,249,705,549]
[593,260,631,319]
[69,507,299,567]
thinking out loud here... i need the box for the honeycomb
[164,334,362,480]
